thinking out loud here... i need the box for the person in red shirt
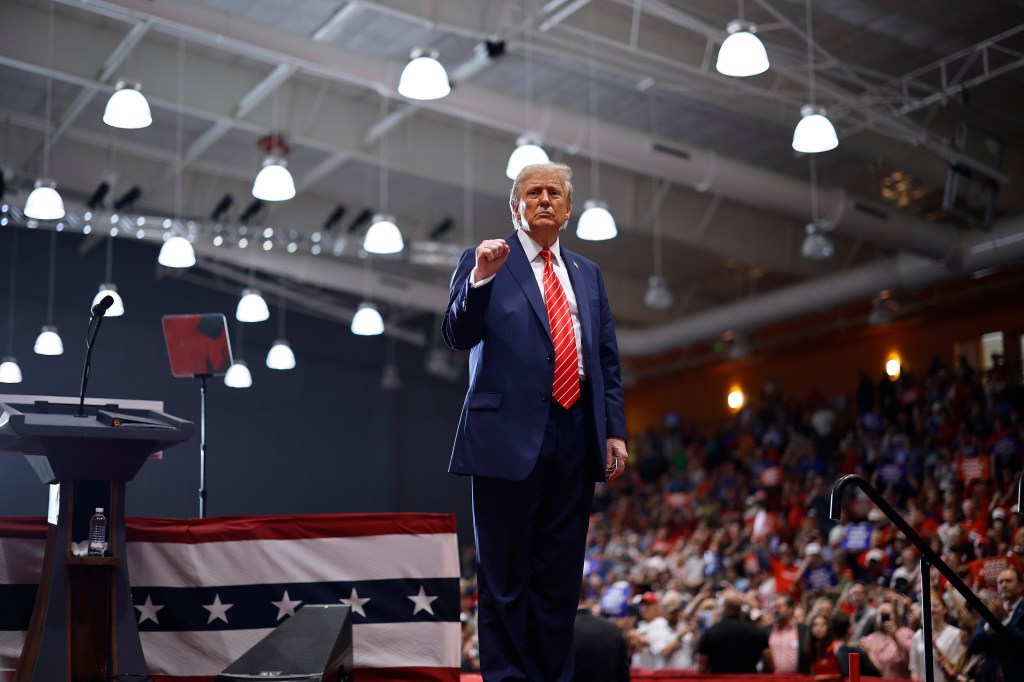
[809,613,841,679]
[961,498,988,545]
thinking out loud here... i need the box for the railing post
[921,558,934,682]
[830,474,1008,637]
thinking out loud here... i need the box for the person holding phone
[860,600,913,678]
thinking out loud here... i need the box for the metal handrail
[830,474,1009,639]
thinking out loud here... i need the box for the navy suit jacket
[967,599,1024,682]
[442,232,626,481]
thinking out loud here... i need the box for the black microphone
[92,294,115,317]
[78,296,115,416]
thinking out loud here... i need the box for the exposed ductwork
[616,215,1024,357]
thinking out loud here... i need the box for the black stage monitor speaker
[216,604,353,682]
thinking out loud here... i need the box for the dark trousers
[472,391,596,682]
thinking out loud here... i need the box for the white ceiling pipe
[617,214,1024,357]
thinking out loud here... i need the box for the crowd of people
[459,354,1024,680]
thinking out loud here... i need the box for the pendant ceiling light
[0,358,21,384]
[397,48,450,101]
[25,1,64,221]
[801,223,834,260]
[251,128,296,202]
[363,214,404,254]
[24,180,65,220]
[351,302,384,336]
[92,237,124,316]
[644,276,673,310]
[265,295,295,369]
[160,39,196,269]
[158,234,196,268]
[224,359,252,388]
[364,99,404,254]
[1,229,21,383]
[792,0,838,153]
[34,229,63,355]
[792,105,839,153]
[91,284,124,318]
[577,27,617,242]
[266,339,296,370]
[103,81,153,129]
[236,287,270,323]
[716,20,769,77]
[800,154,834,260]
[576,200,617,241]
[505,134,550,180]
[252,156,296,202]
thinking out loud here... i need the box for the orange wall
[624,300,1024,434]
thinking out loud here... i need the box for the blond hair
[509,162,574,230]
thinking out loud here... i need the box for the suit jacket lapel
[562,246,592,363]
[505,233,552,343]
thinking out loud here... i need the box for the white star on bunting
[134,595,165,625]
[340,587,371,617]
[407,585,438,616]
[271,590,303,621]
[202,594,234,624]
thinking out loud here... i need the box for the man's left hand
[605,437,627,481]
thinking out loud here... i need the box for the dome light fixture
[0,357,22,384]
[24,179,65,220]
[397,49,450,101]
[251,134,296,201]
[224,359,253,388]
[363,214,404,254]
[351,302,384,336]
[33,325,63,356]
[158,235,196,268]
[792,105,839,153]
[576,200,618,241]
[236,288,270,323]
[92,284,125,317]
[801,222,835,260]
[505,134,550,180]
[102,81,153,129]
[252,156,296,202]
[643,275,673,310]
[266,339,296,370]
[716,20,769,77]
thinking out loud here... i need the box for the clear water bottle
[88,507,107,557]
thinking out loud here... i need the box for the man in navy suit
[443,162,628,681]
[967,567,1024,681]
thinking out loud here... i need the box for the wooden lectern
[0,399,194,682]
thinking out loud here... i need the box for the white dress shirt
[472,229,585,377]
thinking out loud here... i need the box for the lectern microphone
[92,294,115,317]
[78,295,116,416]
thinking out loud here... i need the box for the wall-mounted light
[727,387,745,411]
[886,354,901,380]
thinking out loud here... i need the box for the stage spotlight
[347,208,373,234]
[429,217,454,239]
[324,205,346,231]
[113,186,142,211]
[239,199,265,223]
[210,194,234,222]
[87,182,111,210]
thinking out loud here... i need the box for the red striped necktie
[541,248,580,409]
